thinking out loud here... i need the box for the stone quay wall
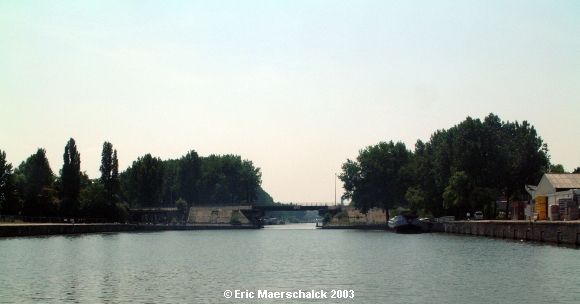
[0,223,256,238]
[187,206,252,225]
[440,220,580,245]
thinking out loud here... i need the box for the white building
[534,173,580,204]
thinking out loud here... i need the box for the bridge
[241,203,343,227]
[128,203,344,227]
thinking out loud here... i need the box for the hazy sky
[1,1,579,203]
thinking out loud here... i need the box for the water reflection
[1,229,579,303]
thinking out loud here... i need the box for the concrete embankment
[0,223,257,238]
[439,220,580,245]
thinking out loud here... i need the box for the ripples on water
[1,224,579,304]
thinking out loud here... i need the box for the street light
[334,173,337,206]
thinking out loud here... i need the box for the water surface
[1,224,579,303]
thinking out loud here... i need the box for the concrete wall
[187,206,252,225]
[0,223,258,237]
[441,220,580,245]
[329,207,386,225]
[0,224,139,237]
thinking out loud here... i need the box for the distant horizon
[1,1,578,202]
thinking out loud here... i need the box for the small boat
[388,214,424,233]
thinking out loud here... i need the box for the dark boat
[388,214,423,233]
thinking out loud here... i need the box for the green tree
[405,186,426,213]
[119,152,263,208]
[121,154,165,207]
[341,113,551,219]
[0,150,20,214]
[255,186,274,205]
[100,142,120,203]
[161,159,179,206]
[573,167,580,174]
[60,138,81,217]
[198,155,225,205]
[79,182,108,219]
[240,160,261,204]
[100,142,113,185]
[500,120,549,215]
[197,154,261,205]
[549,164,566,173]
[17,149,57,216]
[111,149,120,200]
[177,150,201,206]
[442,171,471,216]
[339,141,411,220]
[175,197,188,222]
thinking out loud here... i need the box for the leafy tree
[121,154,165,207]
[442,171,471,216]
[175,197,188,222]
[118,152,263,208]
[79,180,127,222]
[255,186,274,205]
[500,120,549,214]
[60,138,81,217]
[100,142,120,203]
[79,182,108,219]
[161,159,179,205]
[196,154,262,206]
[240,160,261,204]
[177,150,201,206]
[111,150,120,199]
[573,167,580,174]
[175,197,188,213]
[549,164,566,173]
[341,113,551,219]
[339,141,411,220]
[100,142,113,185]
[3,145,268,220]
[405,186,426,213]
[0,150,19,214]
[17,149,57,216]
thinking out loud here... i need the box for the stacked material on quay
[559,198,579,221]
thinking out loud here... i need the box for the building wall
[547,190,575,205]
[535,175,555,198]
[187,206,252,225]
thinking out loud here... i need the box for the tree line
[340,113,578,219]
[0,140,268,222]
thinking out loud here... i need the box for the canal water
[0,223,579,303]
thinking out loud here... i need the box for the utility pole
[334,173,337,206]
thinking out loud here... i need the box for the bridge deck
[252,205,334,211]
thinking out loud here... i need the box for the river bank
[3,221,580,246]
[320,220,580,246]
[0,223,257,238]
[441,220,580,245]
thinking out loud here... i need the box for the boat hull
[388,215,425,233]
[391,224,423,234]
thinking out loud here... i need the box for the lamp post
[334,173,337,206]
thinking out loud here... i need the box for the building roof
[525,184,537,196]
[544,174,580,189]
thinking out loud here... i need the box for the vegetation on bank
[0,142,270,222]
[340,113,578,219]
